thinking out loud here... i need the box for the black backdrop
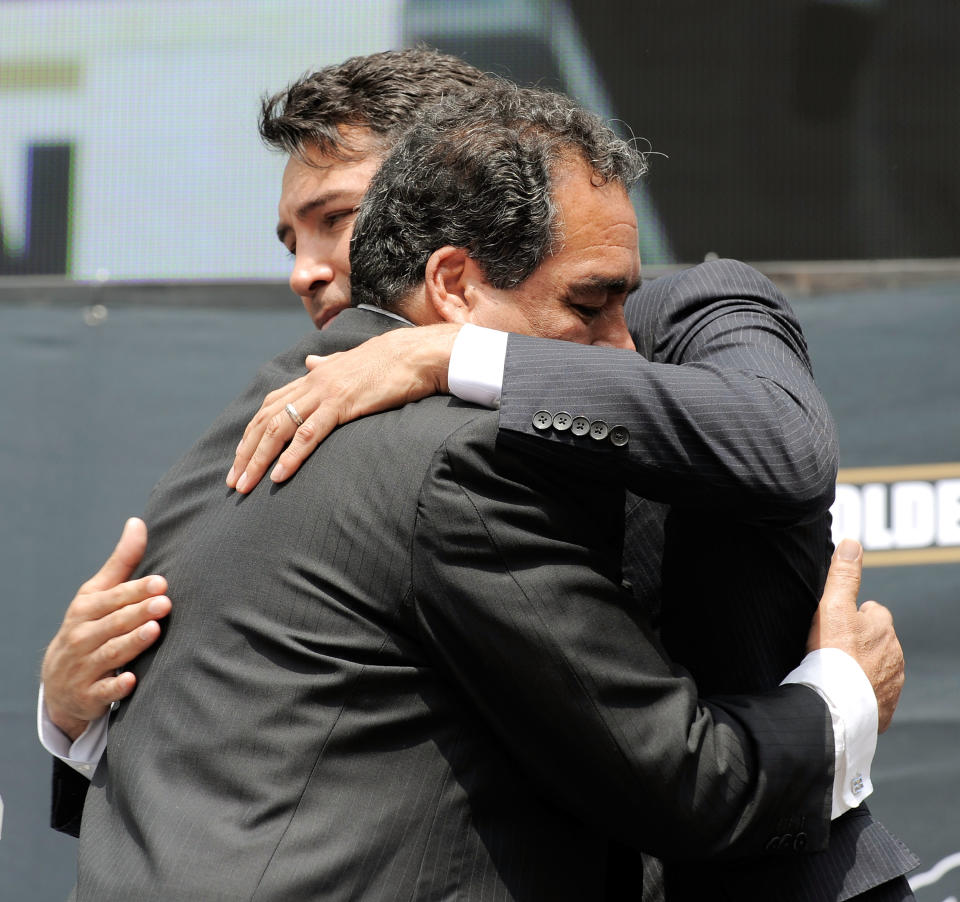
[563,0,960,262]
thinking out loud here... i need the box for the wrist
[417,323,460,394]
[448,323,507,408]
[46,703,92,743]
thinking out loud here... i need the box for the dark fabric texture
[50,759,87,838]
[68,306,839,900]
[849,876,917,902]
[499,259,918,900]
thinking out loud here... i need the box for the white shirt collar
[355,303,413,326]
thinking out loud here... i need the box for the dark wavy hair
[350,80,648,310]
[259,47,486,161]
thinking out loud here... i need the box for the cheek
[513,300,579,341]
[564,324,593,344]
[333,232,353,277]
[545,311,591,343]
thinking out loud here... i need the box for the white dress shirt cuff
[782,647,878,819]
[448,323,508,409]
[37,684,108,777]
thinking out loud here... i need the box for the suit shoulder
[387,395,499,447]
[329,396,500,490]
[628,259,802,361]
[416,399,617,511]
[641,259,786,305]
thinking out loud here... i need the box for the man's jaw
[307,298,352,330]
[319,303,350,329]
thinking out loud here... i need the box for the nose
[288,251,335,299]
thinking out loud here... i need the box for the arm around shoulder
[410,414,835,858]
[496,260,838,519]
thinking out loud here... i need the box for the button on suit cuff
[782,648,877,818]
[38,683,108,775]
[448,324,508,409]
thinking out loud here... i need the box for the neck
[391,288,444,328]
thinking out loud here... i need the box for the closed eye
[325,206,361,229]
[571,303,602,319]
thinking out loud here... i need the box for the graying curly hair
[350,80,648,310]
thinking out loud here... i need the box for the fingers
[270,404,342,483]
[822,538,863,608]
[229,360,342,492]
[80,517,148,594]
[229,327,458,492]
[91,670,139,707]
[876,640,905,734]
[67,573,169,627]
[860,600,903,733]
[227,374,312,492]
[91,610,167,674]
[807,539,862,651]
[50,591,171,678]
[42,592,171,734]
[43,520,167,738]
[98,595,171,658]
[232,409,299,493]
[228,412,293,491]
[806,538,905,732]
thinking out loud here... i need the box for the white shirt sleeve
[782,647,878,818]
[37,684,108,777]
[448,323,508,409]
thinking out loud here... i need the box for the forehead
[279,147,381,208]
[545,160,640,279]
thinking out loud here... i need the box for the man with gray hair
[71,81,902,900]
[349,85,643,318]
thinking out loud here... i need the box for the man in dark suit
[68,82,903,900]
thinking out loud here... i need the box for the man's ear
[424,247,489,324]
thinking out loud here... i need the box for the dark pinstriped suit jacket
[70,306,843,901]
[499,259,918,901]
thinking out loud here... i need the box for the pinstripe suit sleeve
[411,414,834,860]
[498,259,838,522]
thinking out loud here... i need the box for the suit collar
[321,305,413,343]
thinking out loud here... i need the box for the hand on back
[227,323,460,493]
[41,518,170,741]
[807,539,904,732]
